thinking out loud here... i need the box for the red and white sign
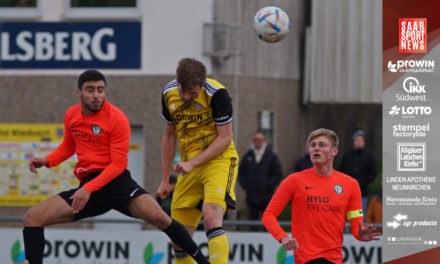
[399,18,427,53]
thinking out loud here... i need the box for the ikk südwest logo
[399,18,427,53]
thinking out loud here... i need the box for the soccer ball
[253,6,290,43]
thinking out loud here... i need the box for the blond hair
[307,128,339,147]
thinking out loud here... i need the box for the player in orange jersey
[23,70,209,264]
[262,128,380,264]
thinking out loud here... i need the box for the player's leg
[23,172,112,264]
[168,168,205,263]
[128,194,209,264]
[23,195,75,264]
[203,203,228,264]
[202,156,238,264]
[171,208,202,264]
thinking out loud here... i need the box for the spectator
[238,132,282,231]
[339,130,377,216]
[366,191,383,234]
[156,175,177,216]
[293,142,313,172]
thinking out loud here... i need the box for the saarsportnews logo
[387,60,434,73]
[10,240,27,264]
[143,243,164,264]
[277,246,294,264]
[399,18,426,53]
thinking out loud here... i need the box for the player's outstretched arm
[358,220,381,241]
[28,157,49,174]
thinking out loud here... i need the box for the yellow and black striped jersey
[161,78,238,161]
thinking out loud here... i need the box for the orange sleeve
[83,113,130,193]
[347,180,364,241]
[262,175,294,242]
[46,109,76,168]
[349,217,364,241]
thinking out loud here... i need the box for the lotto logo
[399,18,427,53]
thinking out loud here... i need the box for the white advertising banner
[0,229,381,264]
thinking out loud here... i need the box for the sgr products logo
[143,243,164,264]
[397,143,426,171]
[387,60,434,73]
[10,240,27,264]
[399,18,427,53]
[276,247,294,264]
[389,105,432,118]
[395,76,427,102]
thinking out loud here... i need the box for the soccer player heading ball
[24,70,209,264]
[158,58,239,264]
[262,128,380,264]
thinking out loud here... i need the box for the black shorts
[58,169,148,220]
[305,258,335,264]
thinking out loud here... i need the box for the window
[70,0,136,8]
[0,0,36,7]
[0,0,40,19]
[65,0,141,19]
[258,110,275,150]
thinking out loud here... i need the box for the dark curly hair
[78,70,106,90]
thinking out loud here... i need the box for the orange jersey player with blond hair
[262,128,380,264]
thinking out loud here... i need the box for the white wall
[0,0,214,76]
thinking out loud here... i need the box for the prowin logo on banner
[2,229,381,264]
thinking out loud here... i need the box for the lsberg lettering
[0,28,116,61]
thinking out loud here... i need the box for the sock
[206,227,229,264]
[23,227,45,264]
[173,249,195,264]
[163,219,209,264]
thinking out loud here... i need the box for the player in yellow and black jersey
[158,58,238,264]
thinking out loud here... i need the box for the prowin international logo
[387,60,434,73]
[276,246,294,264]
[395,76,427,102]
[389,105,432,118]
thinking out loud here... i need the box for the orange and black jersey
[161,78,237,161]
[262,168,364,264]
[45,100,130,193]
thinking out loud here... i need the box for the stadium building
[0,0,381,226]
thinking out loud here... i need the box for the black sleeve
[161,94,173,123]
[210,89,233,125]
